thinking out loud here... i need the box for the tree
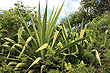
[61,0,110,28]
[0,1,37,38]
[80,0,110,16]
[0,1,37,48]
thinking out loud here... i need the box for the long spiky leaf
[19,36,33,57]
[42,2,47,44]
[30,14,40,46]
[47,2,64,43]
[18,10,32,36]
[38,2,42,45]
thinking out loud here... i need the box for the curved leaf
[36,43,48,53]
[26,57,41,72]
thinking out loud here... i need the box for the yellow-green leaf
[8,62,17,66]
[80,30,85,39]
[5,38,16,44]
[51,31,59,48]
[18,27,25,43]
[14,63,27,70]
[92,49,101,66]
[26,57,41,72]
[19,36,33,57]
[36,43,48,53]
[57,42,63,48]
[28,70,36,73]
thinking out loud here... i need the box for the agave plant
[0,1,64,72]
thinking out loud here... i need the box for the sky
[0,0,81,23]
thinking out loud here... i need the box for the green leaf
[38,1,42,45]
[8,62,17,66]
[75,45,79,54]
[18,10,32,36]
[47,7,58,42]
[46,7,55,38]
[80,30,85,39]
[78,60,86,68]
[19,36,33,57]
[5,38,16,44]
[36,43,48,53]
[62,23,68,38]
[64,11,72,32]
[42,2,47,44]
[0,57,20,61]
[28,70,36,73]
[51,31,59,49]
[61,52,77,57]
[18,27,25,43]
[26,57,41,72]
[61,25,67,44]
[84,40,88,44]
[14,63,27,70]
[1,42,10,47]
[56,36,88,55]
[7,44,23,59]
[57,42,63,48]
[30,14,40,46]
[47,2,64,43]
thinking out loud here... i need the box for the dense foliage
[0,1,37,50]
[61,0,110,28]
[0,1,110,73]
